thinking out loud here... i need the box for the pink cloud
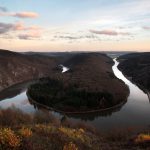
[25,25,41,30]
[13,22,25,30]
[14,22,41,31]
[18,31,41,40]
[89,29,130,36]
[0,21,42,41]
[0,11,39,18]
[143,26,150,30]
[12,12,39,18]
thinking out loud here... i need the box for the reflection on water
[0,91,35,113]
[0,59,150,130]
[60,64,69,73]
[0,81,32,100]
[66,102,126,121]
[29,97,127,121]
[0,81,36,113]
[67,59,150,129]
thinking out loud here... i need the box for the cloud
[55,35,83,40]
[0,22,42,34]
[0,6,7,12]
[143,26,150,30]
[11,12,39,18]
[13,22,25,30]
[0,22,14,34]
[14,22,41,31]
[18,31,41,40]
[89,29,130,36]
[0,11,39,18]
[15,22,42,40]
[52,33,101,43]
[0,22,42,41]
[90,29,118,35]
[54,35,97,40]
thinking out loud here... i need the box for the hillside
[118,52,150,91]
[63,53,129,100]
[28,53,129,112]
[1,108,150,150]
[0,49,58,91]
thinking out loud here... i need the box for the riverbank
[118,52,150,92]
[27,91,127,114]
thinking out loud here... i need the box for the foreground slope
[1,108,150,150]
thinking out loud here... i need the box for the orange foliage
[63,142,78,150]
[18,127,32,138]
[135,133,150,143]
[0,128,21,148]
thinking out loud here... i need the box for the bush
[63,142,78,150]
[135,133,150,143]
[0,108,32,127]
[0,128,21,149]
[18,127,32,138]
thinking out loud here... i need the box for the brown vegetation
[0,108,150,150]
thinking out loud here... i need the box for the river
[0,59,150,131]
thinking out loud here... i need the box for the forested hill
[28,53,129,112]
[118,52,150,91]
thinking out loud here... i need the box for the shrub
[0,108,32,127]
[0,128,21,149]
[18,127,32,138]
[63,142,78,150]
[135,133,150,143]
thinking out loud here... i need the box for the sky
[0,0,150,52]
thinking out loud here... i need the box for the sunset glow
[0,0,150,52]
